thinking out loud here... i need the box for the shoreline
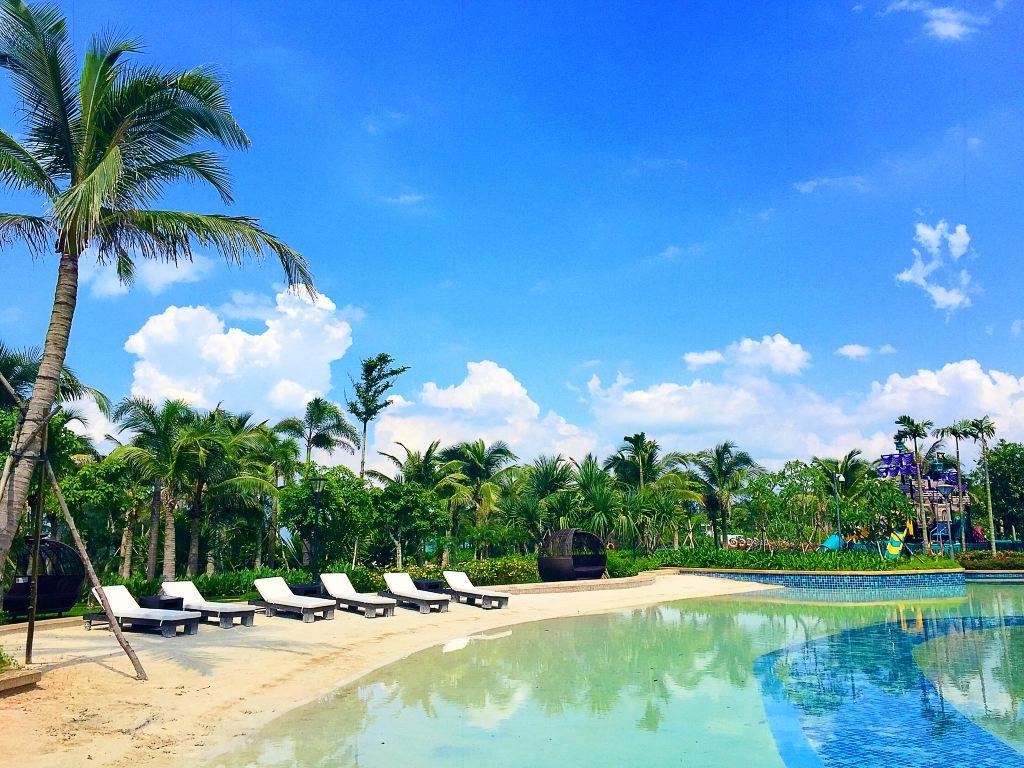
[1,574,775,768]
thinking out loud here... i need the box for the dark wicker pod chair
[537,529,607,582]
[3,537,86,617]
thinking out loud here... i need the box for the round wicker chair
[2,537,86,617]
[537,529,607,582]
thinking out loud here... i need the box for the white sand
[0,573,774,768]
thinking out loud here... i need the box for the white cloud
[886,1,988,41]
[1012,319,1023,337]
[625,157,687,175]
[659,245,682,260]
[879,344,898,354]
[65,398,119,453]
[80,252,215,298]
[684,334,809,374]
[374,361,597,464]
[684,350,726,369]
[582,358,1024,466]
[896,220,975,312]
[123,289,353,418]
[793,175,867,194]
[363,109,407,134]
[381,192,428,205]
[836,343,872,360]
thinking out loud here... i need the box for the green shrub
[610,547,960,572]
[958,551,1024,570]
[323,555,540,591]
[101,567,310,601]
[0,644,13,673]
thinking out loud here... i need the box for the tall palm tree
[0,341,107,410]
[274,397,359,464]
[691,442,759,548]
[811,449,874,504]
[572,454,622,545]
[895,415,934,549]
[603,433,687,490]
[256,429,300,568]
[0,0,312,571]
[439,439,517,562]
[968,415,998,555]
[110,398,197,579]
[346,353,409,478]
[934,419,972,551]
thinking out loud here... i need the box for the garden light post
[833,473,845,537]
[310,476,326,581]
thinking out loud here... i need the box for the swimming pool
[209,584,1024,767]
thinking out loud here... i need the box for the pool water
[210,584,1024,768]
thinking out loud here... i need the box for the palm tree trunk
[955,439,966,552]
[350,536,360,569]
[393,535,403,569]
[119,505,138,579]
[268,479,279,568]
[983,439,996,555]
[359,422,368,478]
[161,493,176,580]
[146,483,161,580]
[0,251,80,570]
[187,489,202,577]
[205,510,218,575]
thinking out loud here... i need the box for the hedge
[958,551,1024,570]
[609,548,960,573]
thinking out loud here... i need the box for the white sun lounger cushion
[254,577,334,609]
[161,581,252,613]
[92,585,201,622]
[443,570,510,599]
[320,573,396,605]
[383,572,450,602]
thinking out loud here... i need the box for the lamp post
[309,475,326,582]
[833,473,845,537]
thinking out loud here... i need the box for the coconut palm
[109,398,197,579]
[0,341,108,411]
[345,353,409,478]
[968,415,998,555]
[811,449,874,505]
[894,415,934,548]
[256,429,300,568]
[274,397,359,465]
[572,454,622,544]
[0,0,312,570]
[934,419,972,550]
[603,432,688,490]
[439,439,517,562]
[691,442,759,548]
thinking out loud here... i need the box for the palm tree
[439,439,517,562]
[256,429,300,568]
[895,415,934,549]
[691,442,759,548]
[110,398,197,579]
[934,420,972,551]
[274,397,359,464]
[346,353,409,478]
[811,449,874,503]
[0,341,108,410]
[0,0,312,571]
[968,416,998,555]
[572,455,622,544]
[603,433,687,490]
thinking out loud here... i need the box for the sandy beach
[0,573,774,768]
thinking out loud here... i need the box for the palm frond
[0,212,51,254]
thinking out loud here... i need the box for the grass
[0,645,13,673]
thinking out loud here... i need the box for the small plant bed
[958,552,1024,571]
[606,548,961,576]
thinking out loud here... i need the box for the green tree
[968,416,998,554]
[982,441,1024,539]
[0,0,311,571]
[894,415,934,548]
[255,429,300,568]
[439,439,517,562]
[373,482,447,568]
[346,353,409,479]
[934,419,973,549]
[274,397,358,465]
[691,442,759,548]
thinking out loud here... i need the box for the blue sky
[1,0,1023,468]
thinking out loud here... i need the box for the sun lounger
[83,585,201,638]
[442,570,510,609]
[380,572,450,614]
[254,577,335,623]
[161,580,257,628]
[320,573,396,618]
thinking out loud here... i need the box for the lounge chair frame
[335,595,396,618]
[83,612,199,638]
[263,601,334,623]
[161,581,258,628]
[378,589,449,614]
[446,589,509,610]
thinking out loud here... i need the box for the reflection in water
[209,586,1024,768]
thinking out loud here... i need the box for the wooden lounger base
[447,590,509,609]
[263,603,334,623]
[194,609,256,628]
[333,599,396,618]
[379,590,449,614]
[83,613,199,638]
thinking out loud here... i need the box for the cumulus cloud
[793,175,867,194]
[374,360,597,463]
[582,359,1024,466]
[684,334,810,375]
[123,289,353,417]
[80,252,215,298]
[896,220,975,312]
[886,1,988,40]
[879,344,898,355]
[836,344,872,360]
[381,192,428,205]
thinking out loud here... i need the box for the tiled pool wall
[965,570,1024,582]
[687,569,966,602]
